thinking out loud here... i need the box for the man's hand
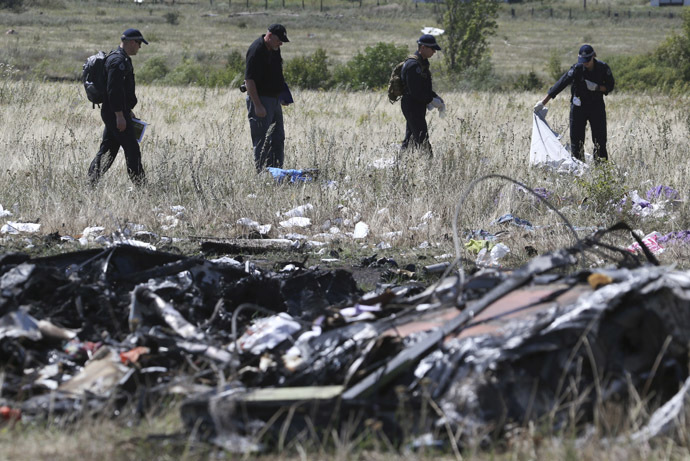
[254,104,267,118]
[116,112,126,132]
[585,79,598,91]
[533,101,545,113]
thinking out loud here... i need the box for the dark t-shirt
[245,35,285,97]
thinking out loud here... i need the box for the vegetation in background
[546,49,565,82]
[332,42,409,90]
[284,48,332,89]
[609,7,690,91]
[441,0,499,72]
[512,69,542,91]
[0,0,23,11]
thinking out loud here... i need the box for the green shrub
[334,42,409,90]
[546,49,564,82]
[512,70,542,91]
[284,48,331,90]
[575,161,626,212]
[450,55,498,91]
[137,56,170,84]
[165,58,205,85]
[164,10,180,25]
[0,0,23,11]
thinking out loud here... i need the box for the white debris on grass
[382,231,403,240]
[0,204,12,218]
[161,216,179,231]
[283,204,313,218]
[279,217,311,228]
[170,205,185,215]
[1,222,41,234]
[114,239,156,251]
[282,233,309,241]
[376,241,392,250]
[237,217,272,236]
[311,233,340,243]
[353,222,369,239]
[371,157,396,169]
[82,226,105,239]
[421,211,434,221]
[476,243,511,267]
[211,256,243,267]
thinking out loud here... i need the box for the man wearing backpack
[88,28,148,187]
[400,34,443,156]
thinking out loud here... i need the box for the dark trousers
[247,95,285,172]
[570,103,608,161]
[401,96,432,155]
[88,108,145,185]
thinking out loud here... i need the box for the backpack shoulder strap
[401,54,420,76]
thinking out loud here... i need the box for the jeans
[247,95,285,171]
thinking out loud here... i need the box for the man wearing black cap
[88,28,148,186]
[244,24,290,171]
[535,44,615,162]
[400,33,443,156]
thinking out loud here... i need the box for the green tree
[337,42,409,90]
[441,0,498,72]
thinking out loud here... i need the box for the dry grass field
[2,0,690,458]
[1,78,689,268]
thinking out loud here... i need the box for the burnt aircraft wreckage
[1,218,690,452]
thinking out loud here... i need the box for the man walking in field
[88,28,148,186]
[400,34,444,156]
[244,24,290,172]
[534,44,615,162]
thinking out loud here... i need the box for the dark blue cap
[268,24,289,43]
[578,44,595,63]
[418,34,441,51]
[121,28,148,44]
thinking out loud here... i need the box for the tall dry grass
[1,77,690,266]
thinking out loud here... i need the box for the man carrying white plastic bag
[530,106,586,174]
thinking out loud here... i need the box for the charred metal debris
[0,221,688,452]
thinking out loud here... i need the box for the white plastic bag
[530,109,585,174]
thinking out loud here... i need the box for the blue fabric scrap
[494,213,534,230]
[266,167,316,183]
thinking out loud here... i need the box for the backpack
[82,50,112,107]
[387,54,420,104]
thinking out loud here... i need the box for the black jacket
[104,46,137,113]
[401,51,438,105]
[548,59,615,107]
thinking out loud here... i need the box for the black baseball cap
[268,24,289,43]
[578,44,595,63]
[121,28,149,44]
[418,34,441,51]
